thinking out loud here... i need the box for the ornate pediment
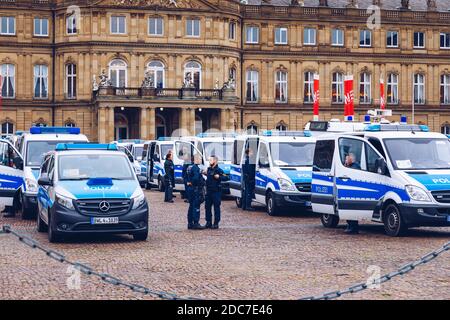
[108,0,214,9]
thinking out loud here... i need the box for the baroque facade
[0,0,450,141]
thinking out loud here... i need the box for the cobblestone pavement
[0,190,449,300]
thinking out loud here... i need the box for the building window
[276,123,287,131]
[186,18,200,37]
[184,61,201,90]
[332,72,344,103]
[331,28,344,46]
[275,27,288,45]
[229,21,236,40]
[304,71,314,103]
[275,70,288,103]
[414,73,425,105]
[147,61,165,89]
[149,17,163,36]
[245,25,259,44]
[440,33,450,49]
[359,72,371,104]
[414,32,425,48]
[247,124,258,134]
[441,124,450,135]
[66,14,77,35]
[246,70,258,103]
[1,121,14,136]
[0,16,15,35]
[359,30,372,47]
[109,59,127,88]
[386,31,398,48]
[34,18,49,37]
[34,121,47,127]
[34,65,48,99]
[66,64,77,99]
[64,120,76,128]
[1,64,15,98]
[303,28,316,45]
[387,73,399,105]
[111,16,126,34]
[440,74,450,105]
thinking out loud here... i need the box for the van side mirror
[38,174,52,186]
[376,158,388,176]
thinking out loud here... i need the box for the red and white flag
[344,75,354,121]
[380,77,385,110]
[313,74,320,121]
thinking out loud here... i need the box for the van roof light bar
[30,127,81,135]
[55,143,118,151]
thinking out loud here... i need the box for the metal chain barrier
[1,225,449,300]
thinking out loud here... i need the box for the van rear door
[0,140,24,212]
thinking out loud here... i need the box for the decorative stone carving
[98,69,111,87]
[427,0,437,11]
[92,75,99,91]
[346,0,358,8]
[111,0,200,9]
[401,0,410,10]
[142,69,155,88]
[182,72,195,88]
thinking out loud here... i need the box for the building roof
[245,0,450,12]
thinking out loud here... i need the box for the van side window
[338,138,364,171]
[367,138,385,158]
[365,143,380,173]
[233,140,244,165]
[258,143,270,168]
[0,142,20,169]
[313,140,335,172]
[48,156,55,181]
[41,155,50,174]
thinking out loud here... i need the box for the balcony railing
[95,87,234,101]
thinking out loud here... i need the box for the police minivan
[230,131,316,215]
[36,143,148,242]
[16,127,89,219]
[311,123,450,236]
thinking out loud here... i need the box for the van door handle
[337,176,350,181]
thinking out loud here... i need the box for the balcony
[94,87,238,103]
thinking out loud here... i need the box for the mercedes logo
[99,201,111,212]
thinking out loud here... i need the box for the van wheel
[158,178,164,192]
[133,230,148,241]
[383,203,407,237]
[145,175,152,190]
[47,214,61,243]
[235,197,242,208]
[37,211,47,233]
[321,214,340,228]
[266,192,279,216]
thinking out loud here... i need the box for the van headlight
[405,185,431,202]
[278,178,296,192]
[25,178,38,193]
[56,194,75,210]
[132,193,146,209]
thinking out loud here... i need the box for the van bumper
[22,193,38,213]
[398,203,450,227]
[273,191,312,210]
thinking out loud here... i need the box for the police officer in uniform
[344,152,360,234]
[203,155,229,229]
[186,154,205,230]
[242,148,256,211]
[182,154,191,203]
[164,152,175,203]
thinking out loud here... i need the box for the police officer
[203,155,229,229]
[344,152,360,234]
[164,152,175,203]
[242,148,256,211]
[182,154,191,203]
[186,154,205,230]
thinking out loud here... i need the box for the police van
[141,138,203,191]
[181,133,235,194]
[0,139,24,214]
[36,143,149,242]
[16,127,89,219]
[305,118,372,137]
[229,131,316,215]
[311,123,450,236]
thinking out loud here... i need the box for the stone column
[188,108,196,136]
[140,108,147,140]
[98,107,107,143]
[108,107,115,142]
[148,107,156,140]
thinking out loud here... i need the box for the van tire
[20,193,36,220]
[48,214,61,243]
[133,230,148,241]
[321,213,340,228]
[383,203,407,237]
[235,197,242,208]
[37,211,47,233]
[158,177,164,192]
[266,191,279,216]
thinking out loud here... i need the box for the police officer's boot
[204,222,213,229]
[212,223,219,229]
[191,223,205,230]
[344,221,359,234]
[3,207,15,218]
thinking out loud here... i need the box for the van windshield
[26,141,84,167]
[384,138,450,170]
[58,155,134,180]
[203,142,233,162]
[133,146,143,160]
[270,142,315,167]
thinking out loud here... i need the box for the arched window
[359,72,371,104]
[387,73,399,104]
[275,70,288,103]
[33,121,47,127]
[34,64,48,99]
[1,121,14,136]
[331,72,344,103]
[440,74,450,105]
[109,59,127,88]
[441,123,450,135]
[414,73,425,105]
[304,71,314,103]
[275,122,287,131]
[246,70,258,102]
[147,61,165,89]
[64,120,76,127]
[184,61,201,90]
[1,64,15,98]
[66,63,77,99]
[247,124,258,134]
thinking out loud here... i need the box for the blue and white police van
[229,131,316,215]
[181,133,235,194]
[36,143,149,242]
[16,127,89,219]
[311,122,450,236]
[0,139,24,214]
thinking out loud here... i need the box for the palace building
[1,0,450,141]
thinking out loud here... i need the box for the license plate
[90,217,119,225]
